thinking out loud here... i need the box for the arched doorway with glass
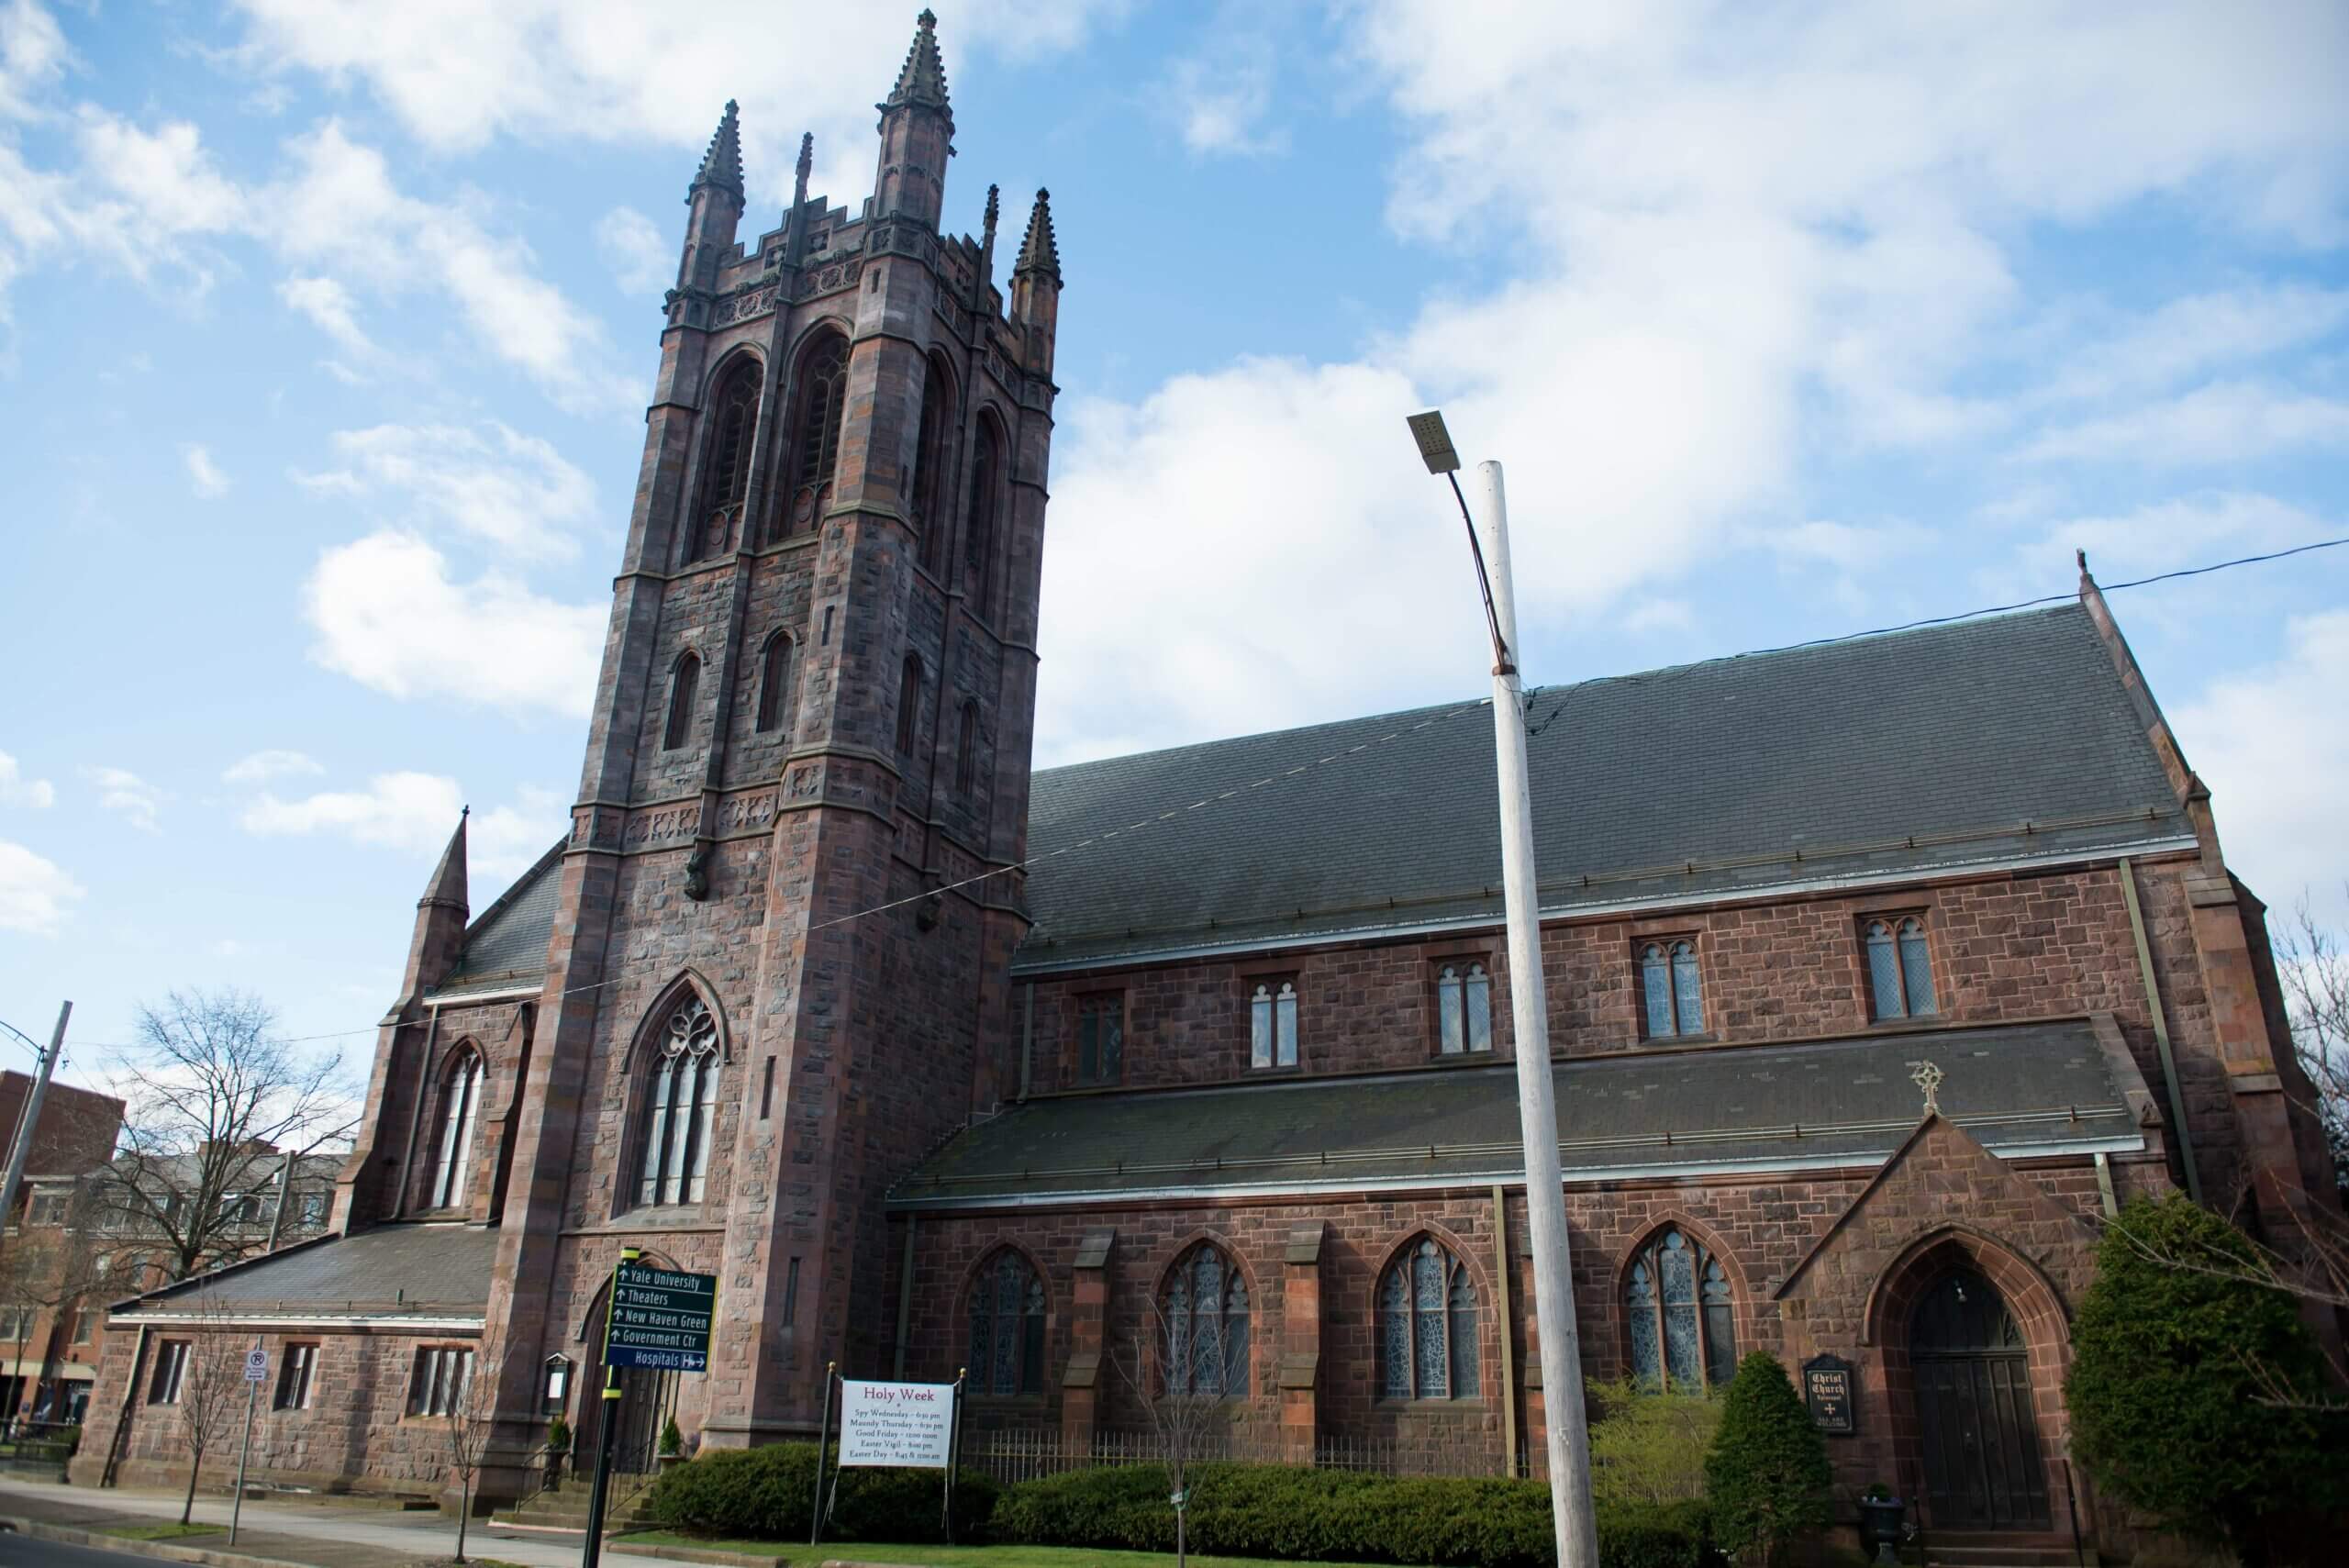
[1909,1269,2051,1529]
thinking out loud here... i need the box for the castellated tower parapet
[471,8,1065,1470]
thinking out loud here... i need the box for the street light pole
[0,1001,71,1235]
[1407,414,1599,1568]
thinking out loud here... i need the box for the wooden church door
[1910,1270,2051,1529]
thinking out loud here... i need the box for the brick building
[75,12,2336,1556]
[0,1071,125,1427]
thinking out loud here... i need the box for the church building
[74,14,2337,1557]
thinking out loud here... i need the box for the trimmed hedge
[643,1440,998,1544]
[991,1462,1720,1568]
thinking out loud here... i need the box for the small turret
[399,809,471,1002]
[678,100,745,294]
[873,10,955,228]
[1010,187,1062,372]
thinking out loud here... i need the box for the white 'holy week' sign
[837,1379,956,1468]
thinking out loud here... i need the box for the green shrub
[643,1440,998,1544]
[990,1461,1719,1568]
[1702,1353,1831,1565]
[1587,1378,1722,1507]
[2066,1195,2347,1553]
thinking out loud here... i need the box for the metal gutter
[109,1311,485,1332]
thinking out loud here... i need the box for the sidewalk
[0,1476,682,1568]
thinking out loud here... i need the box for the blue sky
[2,0,2345,1085]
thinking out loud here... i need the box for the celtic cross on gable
[1910,1059,1944,1117]
[664,997,718,1059]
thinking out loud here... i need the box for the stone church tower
[347,8,1062,1467]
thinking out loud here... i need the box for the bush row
[641,1440,998,1544]
[649,1444,1718,1568]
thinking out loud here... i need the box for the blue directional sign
[605,1261,717,1373]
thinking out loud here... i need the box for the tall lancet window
[964,415,1003,610]
[429,1049,483,1210]
[638,996,720,1207]
[663,652,700,751]
[691,358,762,561]
[910,355,953,573]
[1161,1242,1251,1397]
[774,332,849,539]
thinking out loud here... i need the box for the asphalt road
[0,1529,167,1568]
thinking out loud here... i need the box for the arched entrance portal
[1909,1271,2050,1529]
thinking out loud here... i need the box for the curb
[609,1544,793,1567]
[0,1514,317,1568]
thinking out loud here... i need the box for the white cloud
[81,765,165,832]
[593,206,671,295]
[0,751,54,807]
[302,529,605,716]
[239,774,566,880]
[222,749,325,785]
[0,0,68,121]
[2176,611,2349,927]
[2033,284,2349,406]
[1160,23,1284,158]
[276,272,376,358]
[294,422,597,561]
[75,106,244,234]
[0,839,80,935]
[183,443,229,498]
[2024,383,2349,467]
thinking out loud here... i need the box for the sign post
[229,1341,267,1545]
[583,1250,718,1568]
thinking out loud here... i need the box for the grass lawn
[94,1521,226,1540]
[618,1533,1397,1568]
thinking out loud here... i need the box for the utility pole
[0,1001,72,1237]
[1407,413,1599,1568]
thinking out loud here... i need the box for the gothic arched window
[1865,917,1938,1020]
[662,652,700,751]
[1640,940,1705,1038]
[636,996,720,1207]
[1161,1242,1250,1397]
[755,632,795,734]
[428,1048,483,1210]
[896,654,924,759]
[691,357,762,561]
[1624,1227,1736,1390]
[910,355,953,573]
[776,332,849,539]
[1378,1238,1480,1400]
[966,1250,1045,1396]
[964,415,1003,609]
[1435,962,1492,1055]
[954,697,980,798]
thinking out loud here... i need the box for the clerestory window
[1435,962,1493,1055]
[1640,940,1706,1039]
[1865,917,1938,1020]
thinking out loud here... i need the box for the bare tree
[2276,895,2349,1197]
[99,989,354,1282]
[0,1235,55,1428]
[1109,1292,1241,1568]
[157,1291,248,1525]
[440,1343,502,1564]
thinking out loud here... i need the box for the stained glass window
[1436,964,1494,1054]
[1867,917,1938,1019]
[429,1049,483,1209]
[638,996,720,1207]
[1623,1227,1735,1390]
[966,1251,1045,1396]
[1641,941,1706,1038]
[1377,1239,1480,1400]
[1161,1243,1249,1397]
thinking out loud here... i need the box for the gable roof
[427,840,566,1004]
[1015,603,2191,972]
[109,1223,497,1326]
[890,1017,2143,1211]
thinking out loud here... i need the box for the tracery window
[755,632,795,734]
[1249,979,1299,1069]
[1865,917,1938,1020]
[1623,1227,1736,1391]
[663,652,700,751]
[964,416,1002,609]
[910,355,952,573]
[1161,1242,1251,1397]
[428,1048,483,1210]
[1378,1238,1480,1400]
[965,1250,1045,1396]
[896,654,924,759]
[1436,962,1492,1055]
[954,698,981,798]
[637,996,720,1207]
[1640,941,1706,1038]
[774,332,848,540]
[691,357,762,560]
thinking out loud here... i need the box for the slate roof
[428,840,566,1003]
[1015,604,2189,972]
[111,1223,497,1321]
[890,1018,2145,1210]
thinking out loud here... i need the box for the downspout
[892,1216,918,1380]
[1492,1184,1519,1477]
[1018,983,1034,1101]
[392,1006,443,1218]
[2120,858,2201,1204]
